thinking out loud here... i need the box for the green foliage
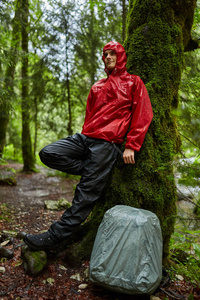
[179,51,200,151]
[0,203,14,222]
[1,0,126,162]
[194,198,200,215]
[174,16,200,202]
[176,157,200,187]
[169,227,200,284]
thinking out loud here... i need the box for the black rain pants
[39,133,119,241]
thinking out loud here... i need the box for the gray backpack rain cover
[89,205,163,295]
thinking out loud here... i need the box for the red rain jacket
[81,41,153,151]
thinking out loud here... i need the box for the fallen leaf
[1,240,10,246]
[12,258,23,267]
[59,264,67,270]
[84,267,89,279]
[177,275,184,281]
[0,266,6,273]
[78,284,88,289]
[47,278,55,285]
[70,273,82,281]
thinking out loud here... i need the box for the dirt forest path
[0,162,78,236]
[0,162,77,212]
[0,162,199,300]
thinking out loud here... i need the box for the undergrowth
[169,225,200,285]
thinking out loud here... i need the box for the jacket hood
[102,41,127,76]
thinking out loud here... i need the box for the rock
[44,198,71,211]
[44,200,59,210]
[0,168,17,185]
[21,245,47,276]
[0,245,14,259]
[57,198,71,210]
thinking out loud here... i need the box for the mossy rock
[0,168,17,185]
[44,198,71,211]
[21,245,47,276]
[0,245,14,259]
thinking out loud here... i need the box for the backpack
[89,205,163,295]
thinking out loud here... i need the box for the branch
[176,186,200,209]
[179,132,200,149]
[177,216,200,220]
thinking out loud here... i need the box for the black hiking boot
[23,231,59,251]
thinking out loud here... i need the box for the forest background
[0,0,200,286]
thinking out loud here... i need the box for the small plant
[0,203,14,222]
[169,226,200,284]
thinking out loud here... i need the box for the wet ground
[0,162,78,212]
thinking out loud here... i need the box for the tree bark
[70,0,198,262]
[0,0,21,158]
[121,0,126,42]
[89,0,96,86]
[21,0,35,171]
[64,20,73,136]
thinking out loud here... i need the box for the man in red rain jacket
[23,41,153,251]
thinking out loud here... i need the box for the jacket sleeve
[83,88,94,124]
[125,77,153,151]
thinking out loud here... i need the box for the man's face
[104,49,117,71]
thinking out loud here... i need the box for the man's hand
[123,148,135,164]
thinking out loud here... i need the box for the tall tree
[121,0,128,42]
[69,0,199,262]
[74,0,102,87]
[72,0,125,129]
[41,0,76,136]
[0,0,21,158]
[179,51,200,150]
[21,0,35,171]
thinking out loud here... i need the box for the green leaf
[192,243,200,258]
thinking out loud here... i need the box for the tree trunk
[69,0,197,262]
[64,20,73,136]
[33,96,38,159]
[0,117,9,158]
[0,0,21,158]
[121,0,126,42]
[89,0,96,86]
[21,0,35,172]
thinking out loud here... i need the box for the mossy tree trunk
[69,0,198,261]
[122,0,198,260]
[21,0,35,172]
